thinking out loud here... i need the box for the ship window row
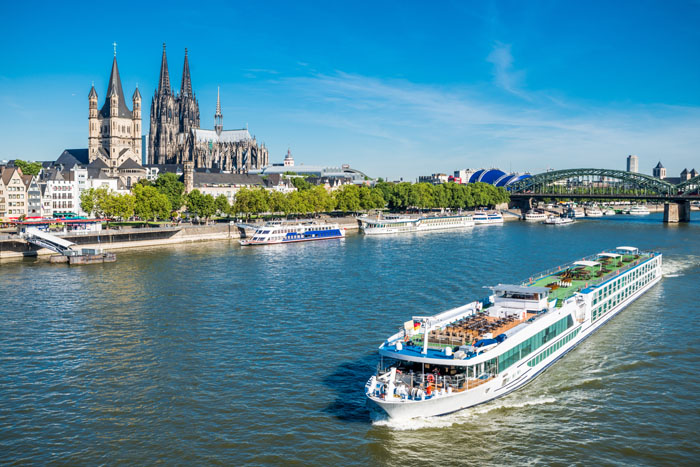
[592,261,656,305]
[527,328,580,367]
[592,270,655,321]
[497,314,574,372]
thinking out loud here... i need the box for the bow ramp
[21,227,76,255]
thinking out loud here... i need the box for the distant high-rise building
[626,155,638,173]
[653,161,666,179]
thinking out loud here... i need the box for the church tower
[89,48,141,172]
[88,84,99,158]
[148,43,179,164]
[178,48,200,135]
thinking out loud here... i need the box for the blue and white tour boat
[365,246,662,420]
[240,221,345,246]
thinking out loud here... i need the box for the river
[1,213,698,465]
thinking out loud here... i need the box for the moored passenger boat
[524,210,547,222]
[628,205,651,215]
[543,215,574,225]
[365,246,662,420]
[585,207,604,217]
[240,221,344,246]
[359,214,473,235]
[473,210,504,225]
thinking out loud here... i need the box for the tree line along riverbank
[77,173,511,222]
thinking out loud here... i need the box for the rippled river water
[1,213,699,465]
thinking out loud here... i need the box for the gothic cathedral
[147,45,268,172]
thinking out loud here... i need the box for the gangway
[20,227,76,255]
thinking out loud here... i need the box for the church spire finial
[113,41,117,57]
[214,87,223,135]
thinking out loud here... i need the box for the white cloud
[486,42,528,99]
[276,72,700,178]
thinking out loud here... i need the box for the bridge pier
[663,201,691,223]
[511,197,532,212]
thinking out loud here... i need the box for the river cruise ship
[359,214,473,236]
[365,246,662,420]
[240,221,344,246]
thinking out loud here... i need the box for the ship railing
[389,371,498,395]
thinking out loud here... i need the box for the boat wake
[372,396,557,431]
[661,255,700,278]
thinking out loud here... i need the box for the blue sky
[1,0,699,179]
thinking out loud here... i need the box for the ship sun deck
[528,253,651,303]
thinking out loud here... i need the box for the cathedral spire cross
[113,41,117,56]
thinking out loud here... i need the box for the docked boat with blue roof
[365,246,662,420]
[239,221,344,246]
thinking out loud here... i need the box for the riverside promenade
[0,217,362,260]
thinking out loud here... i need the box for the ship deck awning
[598,253,621,258]
[616,246,638,252]
[573,260,601,267]
[494,284,551,294]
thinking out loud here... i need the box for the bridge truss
[677,175,700,196]
[507,168,678,197]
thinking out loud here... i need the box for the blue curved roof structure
[479,169,507,184]
[495,174,517,187]
[462,168,532,189]
[469,169,486,184]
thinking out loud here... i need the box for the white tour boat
[473,210,504,225]
[603,208,617,216]
[585,207,604,217]
[572,207,586,218]
[240,221,344,246]
[360,214,474,235]
[628,205,651,215]
[543,215,574,225]
[524,210,547,222]
[365,246,662,420]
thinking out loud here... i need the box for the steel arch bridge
[507,168,678,197]
[677,175,700,196]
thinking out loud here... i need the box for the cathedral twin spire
[149,44,200,164]
[157,43,194,98]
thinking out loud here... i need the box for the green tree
[101,193,135,220]
[154,172,185,210]
[307,186,334,214]
[291,177,314,191]
[214,194,231,216]
[186,189,216,220]
[268,190,290,215]
[13,159,42,176]
[333,184,361,212]
[80,188,97,217]
[132,184,172,220]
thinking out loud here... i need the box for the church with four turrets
[86,50,146,187]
